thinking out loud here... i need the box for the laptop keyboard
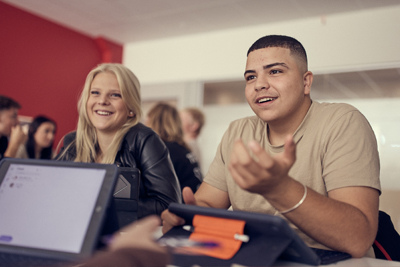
[311,247,352,265]
[0,252,70,267]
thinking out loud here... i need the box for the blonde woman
[146,102,202,198]
[56,63,181,219]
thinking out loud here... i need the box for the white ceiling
[3,0,400,44]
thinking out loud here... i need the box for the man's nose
[255,75,270,92]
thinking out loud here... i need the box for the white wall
[124,5,400,84]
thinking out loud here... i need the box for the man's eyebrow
[244,62,289,76]
[263,62,288,69]
[244,70,255,76]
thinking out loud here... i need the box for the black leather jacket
[55,123,182,218]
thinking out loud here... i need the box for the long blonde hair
[147,102,190,151]
[63,63,142,163]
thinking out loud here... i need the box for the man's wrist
[261,175,293,201]
[262,177,307,213]
[276,183,307,214]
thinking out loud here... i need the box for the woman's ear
[128,111,135,118]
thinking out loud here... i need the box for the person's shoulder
[164,141,177,149]
[311,101,364,122]
[124,123,155,139]
[310,101,369,132]
[63,131,77,145]
[313,101,359,114]
[123,123,163,149]
[165,141,188,153]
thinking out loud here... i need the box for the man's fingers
[162,187,196,234]
[231,139,254,165]
[161,209,185,234]
[229,163,250,190]
[247,140,274,168]
[182,187,196,205]
[283,135,296,165]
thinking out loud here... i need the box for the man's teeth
[96,111,111,115]
[258,98,275,103]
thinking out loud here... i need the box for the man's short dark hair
[247,35,308,69]
[0,95,21,112]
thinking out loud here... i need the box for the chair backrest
[113,167,141,228]
[372,210,400,261]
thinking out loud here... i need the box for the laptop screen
[0,163,106,253]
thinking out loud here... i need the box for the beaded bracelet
[278,183,307,215]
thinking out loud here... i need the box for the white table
[272,257,400,266]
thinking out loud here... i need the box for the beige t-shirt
[204,101,381,255]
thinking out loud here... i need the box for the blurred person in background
[180,107,205,167]
[146,102,203,197]
[0,95,26,160]
[16,115,57,159]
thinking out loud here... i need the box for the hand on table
[161,187,196,234]
[109,215,167,255]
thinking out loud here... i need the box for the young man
[162,35,380,258]
[0,95,26,160]
[180,107,205,167]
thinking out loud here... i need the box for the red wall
[0,2,123,150]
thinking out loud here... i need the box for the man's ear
[303,71,313,96]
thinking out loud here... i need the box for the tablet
[0,158,118,266]
[164,203,323,266]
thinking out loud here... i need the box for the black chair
[101,168,141,236]
[372,210,400,261]
[113,167,141,228]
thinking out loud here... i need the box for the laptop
[0,158,118,267]
[161,203,351,266]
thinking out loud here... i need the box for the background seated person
[16,115,57,159]
[146,102,203,196]
[162,35,380,258]
[56,63,181,218]
[0,95,26,160]
[180,107,205,167]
